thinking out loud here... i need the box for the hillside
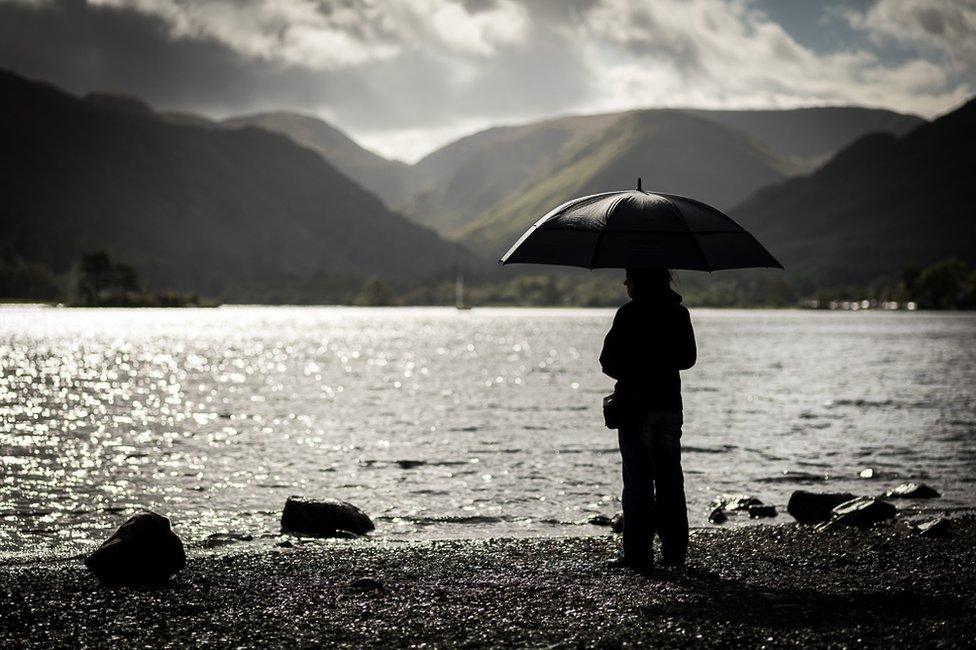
[400,106,921,244]
[403,113,620,235]
[223,112,415,207]
[686,107,924,171]
[457,110,797,257]
[731,98,976,284]
[0,71,472,298]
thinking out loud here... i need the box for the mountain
[0,70,472,298]
[455,109,799,257]
[223,112,415,207]
[399,106,922,248]
[686,107,924,172]
[731,98,976,284]
[403,113,621,236]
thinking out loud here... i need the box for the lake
[2,306,974,560]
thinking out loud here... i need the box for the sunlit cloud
[0,0,971,161]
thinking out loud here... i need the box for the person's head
[624,268,673,299]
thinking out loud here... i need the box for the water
[2,306,975,560]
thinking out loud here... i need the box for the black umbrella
[499,179,782,271]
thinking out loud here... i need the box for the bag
[602,393,621,429]
[602,387,643,430]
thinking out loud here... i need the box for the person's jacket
[599,289,697,412]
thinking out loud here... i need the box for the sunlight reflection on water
[2,306,975,558]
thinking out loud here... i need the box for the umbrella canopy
[499,180,783,271]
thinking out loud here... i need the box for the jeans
[617,411,688,566]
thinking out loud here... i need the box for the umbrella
[499,179,782,271]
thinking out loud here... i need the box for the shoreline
[2,518,974,647]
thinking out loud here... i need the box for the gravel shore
[2,517,974,648]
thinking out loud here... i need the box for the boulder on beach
[830,496,897,528]
[917,517,951,538]
[748,505,778,519]
[281,496,375,538]
[787,490,858,524]
[84,511,186,584]
[883,482,940,499]
[708,507,728,524]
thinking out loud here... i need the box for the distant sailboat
[455,274,472,310]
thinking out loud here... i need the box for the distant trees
[76,252,142,306]
[0,247,61,299]
[907,258,976,309]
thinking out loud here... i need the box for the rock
[395,460,426,469]
[586,514,613,527]
[710,494,763,512]
[346,577,384,593]
[917,518,951,538]
[787,490,858,524]
[610,512,624,533]
[281,496,374,537]
[748,505,778,519]
[830,497,897,528]
[84,511,186,584]
[707,507,727,524]
[883,482,940,499]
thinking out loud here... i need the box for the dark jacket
[599,289,697,412]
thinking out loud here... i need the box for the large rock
[787,491,858,524]
[85,511,186,584]
[883,482,940,499]
[830,497,897,528]
[281,496,375,537]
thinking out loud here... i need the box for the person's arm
[599,308,630,380]
[671,307,697,370]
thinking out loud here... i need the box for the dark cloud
[0,0,968,161]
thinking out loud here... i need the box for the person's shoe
[659,556,686,569]
[606,557,654,574]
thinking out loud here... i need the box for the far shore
[2,518,973,647]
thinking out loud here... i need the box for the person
[600,267,697,572]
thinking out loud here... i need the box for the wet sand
[2,518,974,648]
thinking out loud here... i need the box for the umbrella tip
[637,177,642,192]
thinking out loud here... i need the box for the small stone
[610,512,625,533]
[708,507,727,524]
[748,505,778,519]
[710,494,763,512]
[830,496,897,528]
[787,491,858,524]
[587,514,613,526]
[281,496,374,537]
[917,518,951,538]
[84,511,186,584]
[883,482,940,499]
[858,468,876,479]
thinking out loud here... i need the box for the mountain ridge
[0,69,474,298]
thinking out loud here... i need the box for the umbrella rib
[587,194,628,269]
[660,195,713,272]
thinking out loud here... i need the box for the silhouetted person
[600,268,696,571]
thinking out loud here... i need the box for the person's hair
[625,268,673,296]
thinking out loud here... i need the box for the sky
[0,0,972,162]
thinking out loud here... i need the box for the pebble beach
[3,517,974,648]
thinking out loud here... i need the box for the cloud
[0,0,971,161]
[845,0,976,75]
